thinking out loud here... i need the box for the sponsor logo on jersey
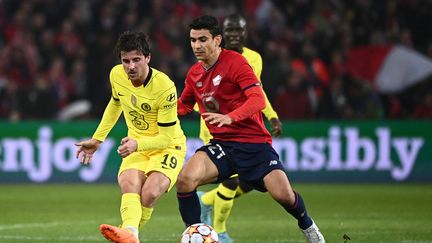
[212,75,222,86]
[269,160,278,166]
[166,92,176,102]
[163,103,176,110]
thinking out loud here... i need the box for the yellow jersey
[197,47,279,144]
[93,65,185,151]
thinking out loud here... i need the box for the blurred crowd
[0,0,431,121]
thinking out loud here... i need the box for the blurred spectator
[46,57,72,108]
[17,74,59,119]
[0,33,38,87]
[413,91,432,119]
[69,59,88,100]
[54,18,83,60]
[0,73,19,120]
[291,41,330,87]
[273,70,315,120]
[318,75,383,119]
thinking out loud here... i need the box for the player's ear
[145,54,151,63]
[215,34,222,47]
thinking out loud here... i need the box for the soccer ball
[180,223,219,243]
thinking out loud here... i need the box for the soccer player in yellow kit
[196,14,283,242]
[75,31,186,243]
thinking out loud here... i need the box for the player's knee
[176,172,198,192]
[239,181,253,193]
[270,188,296,205]
[140,190,161,207]
[222,177,239,190]
[119,179,142,194]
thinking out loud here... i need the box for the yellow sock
[120,193,141,231]
[235,186,245,197]
[201,188,217,206]
[213,184,236,233]
[139,206,154,230]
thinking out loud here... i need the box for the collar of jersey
[142,68,153,87]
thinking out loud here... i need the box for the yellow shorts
[118,146,186,191]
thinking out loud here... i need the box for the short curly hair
[114,31,150,58]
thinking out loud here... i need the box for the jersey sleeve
[262,89,279,120]
[252,52,263,81]
[233,56,261,91]
[227,85,266,122]
[226,56,266,122]
[178,75,196,115]
[92,69,123,141]
[245,49,279,121]
[92,97,122,142]
[157,85,178,124]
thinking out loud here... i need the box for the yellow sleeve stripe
[158,121,176,127]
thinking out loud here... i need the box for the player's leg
[100,168,144,243]
[264,169,324,243]
[237,180,253,197]
[199,176,238,225]
[211,177,238,234]
[139,147,185,230]
[196,190,212,225]
[176,151,220,226]
[139,171,170,226]
[119,169,145,237]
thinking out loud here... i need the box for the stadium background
[0,0,431,242]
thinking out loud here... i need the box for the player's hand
[117,137,138,158]
[269,118,283,137]
[75,138,101,165]
[202,112,233,127]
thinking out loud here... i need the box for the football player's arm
[178,79,196,115]
[178,99,195,115]
[261,90,278,121]
[228,85,265,122]
[92,97,122,142]
[136,123,176,151]
[117,122,177,157]
[250,53,282,136]
[249,51,279,122]
[228,60,266,122]
[202,86,265,126]
[137,87,179,151]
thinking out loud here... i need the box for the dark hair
[114,31,150,58]
[189,15,222,37]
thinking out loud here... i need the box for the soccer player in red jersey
[176,15,325,243]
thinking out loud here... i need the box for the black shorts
[197,140,285,192]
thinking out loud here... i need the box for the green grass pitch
[0,183,431,242]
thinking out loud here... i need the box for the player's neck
[202,47,222,70]
[234,46,243,54]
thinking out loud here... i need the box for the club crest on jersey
[141,103,151,111]
[131,94,137,106]
[196,82,202,87]
[212,75,222,86]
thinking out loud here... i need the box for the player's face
[120,50,151,83]
[223,20,246,52]
[190,29,222,63]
